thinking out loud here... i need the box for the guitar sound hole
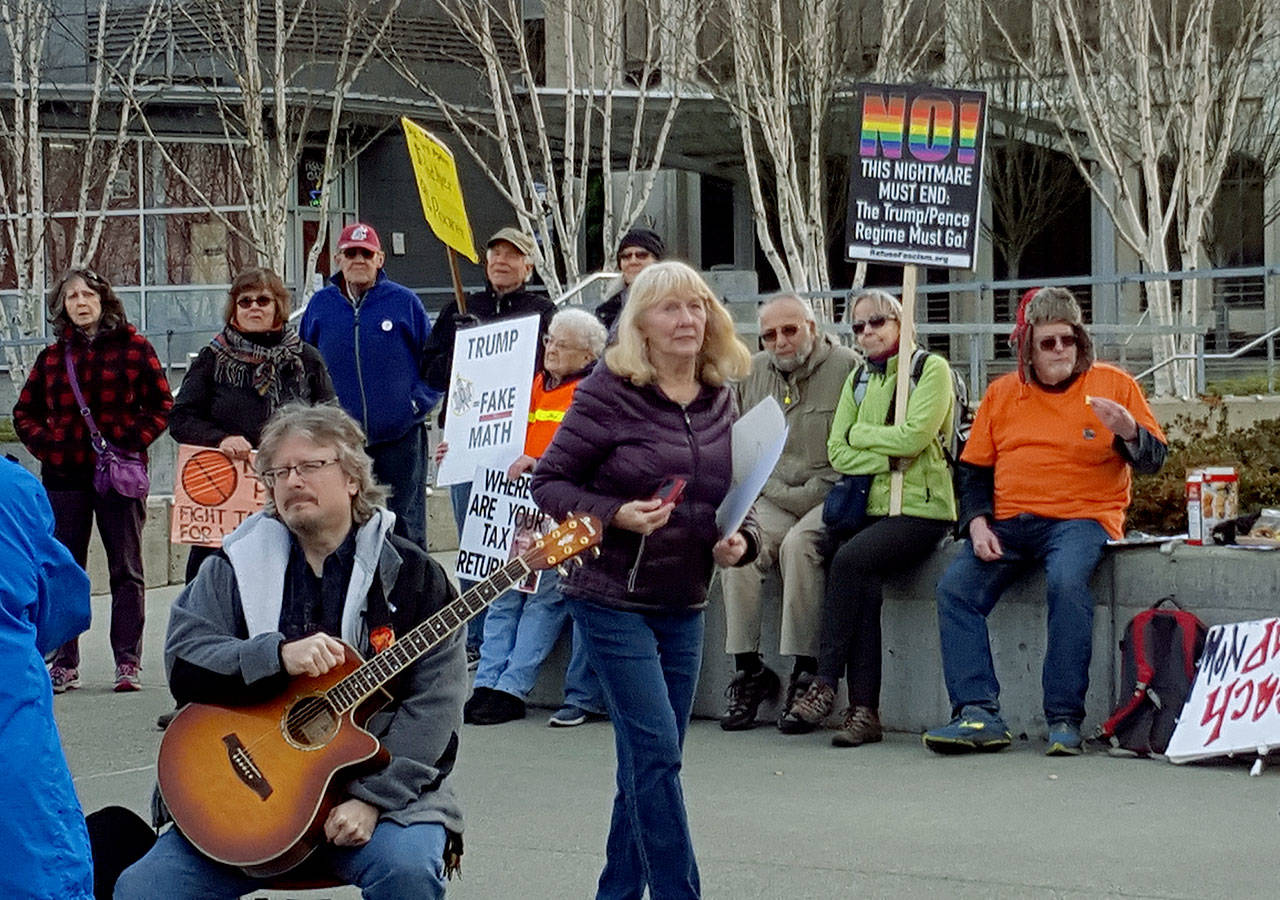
[284,696,339,748]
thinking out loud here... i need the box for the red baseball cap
[337,222,382,252]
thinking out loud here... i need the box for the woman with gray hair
[459,306,611,725]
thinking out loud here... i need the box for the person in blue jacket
[300,222,440,549]
[0,457,94,900]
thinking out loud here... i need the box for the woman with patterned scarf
[169,267,335,583]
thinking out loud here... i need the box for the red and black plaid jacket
[13,323,173,482]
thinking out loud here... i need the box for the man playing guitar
[117,403,465,899]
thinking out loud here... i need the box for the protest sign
[170,444,265,547]
[844,84,988,270]
[436,314,540,486]
[1167,618,1280,763]
[456,466,555,592]
[717,397,788,539]
[401,117,478,264]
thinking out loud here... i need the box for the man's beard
[770,342,812,373]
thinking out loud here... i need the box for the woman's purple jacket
[531,363,758,614]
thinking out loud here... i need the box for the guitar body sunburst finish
[157,645,388,877]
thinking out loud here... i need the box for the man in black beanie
[594,227,665,335]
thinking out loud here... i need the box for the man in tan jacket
[720,294,859,731]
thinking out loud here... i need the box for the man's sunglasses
[851,314,896,335]
[1037,334,1078,352]
[236,295,274,309]
[342,247,375,259]
[760,323,801,344]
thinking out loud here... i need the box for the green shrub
[1128,406,1280,534]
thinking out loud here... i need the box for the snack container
[1186,471,1204,545]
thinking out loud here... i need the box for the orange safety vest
[525,369,585,458]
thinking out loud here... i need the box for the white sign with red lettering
[1167,618,1280,763]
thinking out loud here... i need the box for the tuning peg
[590,547,601,558]
[572,557,585,567]
[556,565,569,576]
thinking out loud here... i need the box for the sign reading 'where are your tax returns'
[845,84,988,270]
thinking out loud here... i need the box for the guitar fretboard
[327,554,534,712]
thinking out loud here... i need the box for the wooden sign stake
[889,263,918,516]
[447,247,468,315]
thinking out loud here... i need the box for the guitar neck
[326,554,535,713]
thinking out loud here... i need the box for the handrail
[554,271,618,307]
[1135,324,1280,381]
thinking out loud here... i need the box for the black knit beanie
[616,228,665,262]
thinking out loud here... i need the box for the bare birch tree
[704,0,937,294]
[385,0,696,297]
[128,0,400,283]
[0,0,161,387]
[990,0,1266,397]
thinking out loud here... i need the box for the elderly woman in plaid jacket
[13,267,172,694]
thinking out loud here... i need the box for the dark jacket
[422,284,556,394]
[594,285,626,336]
[13,323,173,489]
[168,330,335,448]
[299,270,439,445]
[531,364,758,613]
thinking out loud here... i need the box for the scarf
[209,325,307,407]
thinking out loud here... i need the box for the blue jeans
[449,480,484,648]
[562,619,607,715]
[114,821,447,899]
[369,424,427,550]
[568,598,703,900]
[474,570,568,700]
[936,515,1110,725]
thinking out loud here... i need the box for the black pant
[819,515,950,707]
[47,487,147,669]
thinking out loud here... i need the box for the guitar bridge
[222,733,272,801]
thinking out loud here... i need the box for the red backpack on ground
[1097,596,1208,757]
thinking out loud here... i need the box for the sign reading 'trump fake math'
[844,83,988,270]
[1167,618,1280,763]
[435,314,539,486]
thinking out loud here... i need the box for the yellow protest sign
[401,117,478,263]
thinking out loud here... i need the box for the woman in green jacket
[779,289,957,746]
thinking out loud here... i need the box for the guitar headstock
[527,514,603,571]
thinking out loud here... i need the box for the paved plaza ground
[56,585,1275,899]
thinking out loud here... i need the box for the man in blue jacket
[301,222,440,549]
[0,458,94,899]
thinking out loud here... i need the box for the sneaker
[50,666,80,694]
[922,705,1011,754]
[778,680,836,734]
[719,665,781,731]
[1046,721,1084,757]
[156,708,177,730]
[548,705,587,727]
[465,647,481,671]
[469,690,526,725]
[831,706,884,748]
[113,663,142,693]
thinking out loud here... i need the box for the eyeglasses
[851,315,896,335]
[341,247,375,259]
[259,458,339,487]
[542,335,587,351]
[1036,334,1078,352]
[236,295,274,309]
[619,249,653,262]
[760,323,801,344]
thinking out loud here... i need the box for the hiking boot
[50,666,80,694]
[113,663,142,693]
[720,665,781,731]
[778,679,836,734]
[470,690,526,725]
[831,706,884,748]
[922,705,1011,755]
[1046,721,1084,757]
[782,671,814,713]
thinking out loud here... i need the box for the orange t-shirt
[961,363,1165,539]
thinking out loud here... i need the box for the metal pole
[1195,334,1206,395]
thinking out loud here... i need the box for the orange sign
[171,444,267,547]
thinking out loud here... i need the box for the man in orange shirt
[923,288,1166,757]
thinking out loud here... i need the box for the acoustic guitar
[157,513,602,877]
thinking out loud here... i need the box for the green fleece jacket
[827,347,957,521]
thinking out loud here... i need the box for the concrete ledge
[524,542,1280,738]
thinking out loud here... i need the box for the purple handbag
[64,351,151,498]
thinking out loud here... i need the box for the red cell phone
[652,476,687,507]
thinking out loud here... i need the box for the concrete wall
[524,541,1280,738]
